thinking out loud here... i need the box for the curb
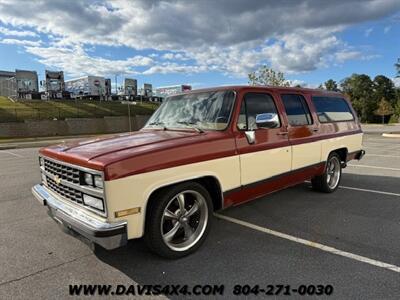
[0,133,125,150]
[0,135,97,150]
[382,133,400,138]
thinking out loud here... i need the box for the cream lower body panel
[239,146,291,186]
[291,140,322,170]
[105,155,241,239]
[321,133,363,160]
[105,132,363,239]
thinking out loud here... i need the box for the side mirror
[255,113,279,129]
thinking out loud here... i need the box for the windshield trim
[144,90,237,132]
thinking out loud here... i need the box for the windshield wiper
[147,121,168,130]
[176,121,204,133]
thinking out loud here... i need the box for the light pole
[114,74,118,95]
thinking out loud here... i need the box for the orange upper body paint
[39,86,362,186]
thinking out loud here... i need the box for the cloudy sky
[0,0,399,88]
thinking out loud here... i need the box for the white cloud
[261,28,342,73]
[25,45,153,77]
[162,52,191,61]
[0,0,397,76]
[393,77,400,88]
[0,26,37,37]
[384,26,391,34]
[335,50,381,64]
[142,63,207,75]
[0,38,41,46]
[364,27,373,37]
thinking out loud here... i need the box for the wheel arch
[142,175,224,233]
[329,147,348,163]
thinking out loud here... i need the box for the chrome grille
[44,159,80,184]
[40,156,106,216]
[46,176,83,204]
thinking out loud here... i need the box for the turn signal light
[114,207,141,218]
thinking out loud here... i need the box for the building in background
[155,84,192,98]
[0,69,38,99]
[15,70,39,98]
[65,76,106,100]
[124,78,137,99]
[44,70,65,99]
[0,70,17,97]
[143,83,153,97]
[0,70,15,82]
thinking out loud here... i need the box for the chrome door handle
[277,131,288,135]
[312,128,319,132]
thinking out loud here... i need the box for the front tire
[311,153,342,193]
[145,182,213,259]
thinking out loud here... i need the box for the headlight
[83,194,104,211]
[39,157,44,167]
[83,173,94,186]
[93,175,104,189]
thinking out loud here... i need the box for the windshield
[145,90,235,131]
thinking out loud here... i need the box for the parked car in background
[32,86,365,258]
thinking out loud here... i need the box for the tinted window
[237,93,280,130]
[281,94,312,126]
[312,96,354,123]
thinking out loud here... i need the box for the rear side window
[312,96,354,123]
[281,94,313,126]
[237,93,280,130]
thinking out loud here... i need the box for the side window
[237,93,280,130]
[312,96,354,123]
[281,94,313,126]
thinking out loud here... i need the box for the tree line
[248,64,400,124]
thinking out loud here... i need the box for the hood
[40,129,202,169]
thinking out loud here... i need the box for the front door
[234,92,291,201]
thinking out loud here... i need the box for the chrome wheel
[161,190,208,252]
[326,156,341,189]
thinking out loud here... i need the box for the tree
[373,75,396,106]
[248,66,290,87]
[341,74,377,123]
[395,100,400,123]
[323,79,339,91]
[374,98,394,124]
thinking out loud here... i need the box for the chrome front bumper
[32,184,127,250]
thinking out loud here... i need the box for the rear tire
[311,153,342,193]
[144,182,213,259]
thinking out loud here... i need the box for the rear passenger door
[280,93,321,170]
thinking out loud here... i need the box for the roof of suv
[172,85,343,97]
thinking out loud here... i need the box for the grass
[0,97,158,122]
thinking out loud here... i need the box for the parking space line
[347,164,400,171]
[214,213,400,273]
[366,154,400,158]
[387,145,400,151]
[304,181,399,197]
[364,142,395,146]
[0,150,24,158]
[362,146,393,150]
[364,140,399,144]
[338,185,400,197]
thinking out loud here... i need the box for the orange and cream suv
[32,86,365,258]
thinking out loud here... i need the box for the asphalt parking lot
[0,133,399,299]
